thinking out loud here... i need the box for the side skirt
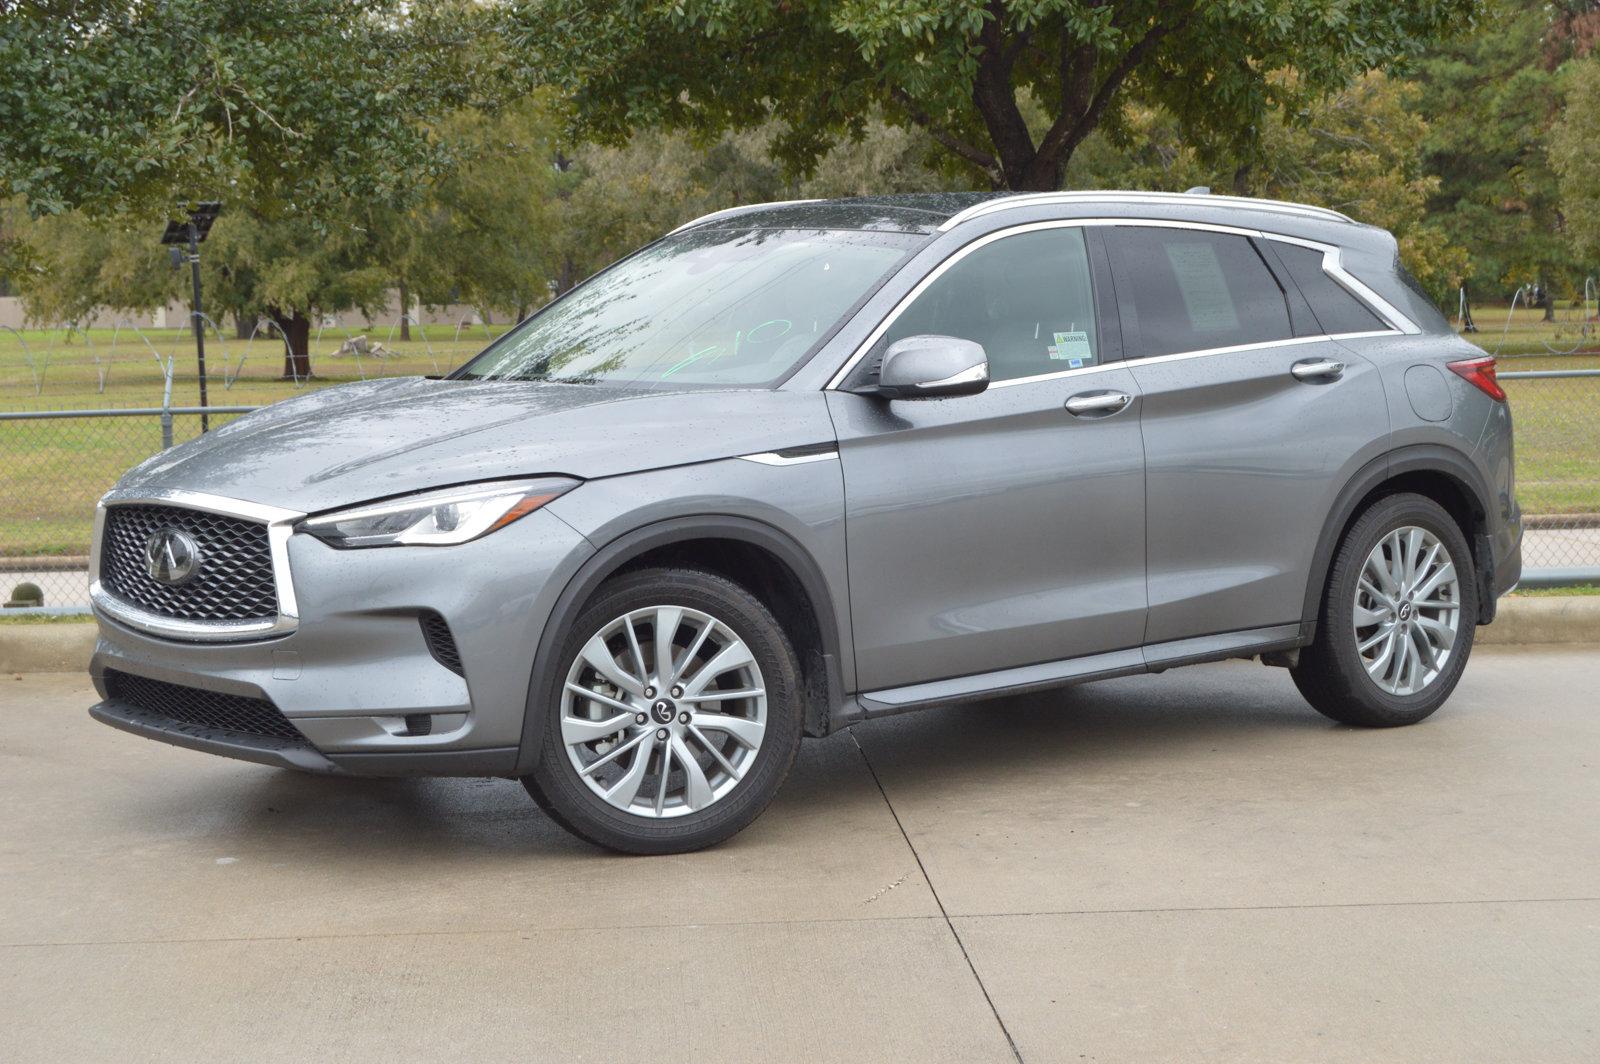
[844,623,1303,721]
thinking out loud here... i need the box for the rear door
[1101,223,1392,645]
[829,224,1147,693]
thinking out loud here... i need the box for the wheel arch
[1300,444,1495,640]
[514,515,846,776]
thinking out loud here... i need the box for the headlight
[300,477,578,548]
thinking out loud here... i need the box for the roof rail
[667,199,823,236]
[937,190,1354,232]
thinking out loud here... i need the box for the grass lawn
[1,310,1596,557]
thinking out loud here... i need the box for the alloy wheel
[1352,525,1462,696]
[560,605,767,818]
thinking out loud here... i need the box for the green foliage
[509,0,1473,191]
[0,0,491,221]
[379,96,566,315]
[1066,73,1469,298]
[1409,0,1588,298]
[1550,58,1600,265]
[10,209,179,325]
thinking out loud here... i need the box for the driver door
[827,225,1147,694]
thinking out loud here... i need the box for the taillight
[1447,355,1506,402]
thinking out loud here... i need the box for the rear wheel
[1292,493,1478,727]
[523,567,803,854]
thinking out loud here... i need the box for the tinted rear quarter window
[1270,242,1386,335]
[1106,228,1293,358]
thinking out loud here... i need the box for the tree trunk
[1540,277,1556,322]
[233,312,254,340]
[270,308,312,379]
[397,280,411,341]
[555,255,578,296]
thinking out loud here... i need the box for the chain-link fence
[1,372,1597,613]
[1500,368,1600,580]
[1,405,257,611]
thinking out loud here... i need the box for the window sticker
[1047,329,1094,368]
[1163,242,1240,332]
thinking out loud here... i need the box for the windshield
[454,226,922,388]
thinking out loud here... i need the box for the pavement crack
[852,731,1025,1064]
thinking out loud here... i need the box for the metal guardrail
[1,371,1597,615]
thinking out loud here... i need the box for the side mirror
[870,335,990,400]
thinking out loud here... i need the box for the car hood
[116,377,838,513]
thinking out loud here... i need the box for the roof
[672,190,1355,237]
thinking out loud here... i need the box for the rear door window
[1105,227,1294,358]
[1268,241,1386,335]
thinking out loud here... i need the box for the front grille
[101,504,277,622]
[419,611,464,676]
[104,669,304,742]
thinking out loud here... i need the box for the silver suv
[88,191,1521,853]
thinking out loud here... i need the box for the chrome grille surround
[90,488,304,642]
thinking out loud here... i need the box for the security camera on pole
[160,202,222,433]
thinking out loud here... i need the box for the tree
[1251,73,1470,302]
[0,0,489,220]
[508,0,1473,192]
[202,212,395,378]
[1064,73,1469,303]
[1409,0,1592,312]
[0,0,501,371]
[383,97,567,322]
[4,209,178,327]
[1550,59,1600,267]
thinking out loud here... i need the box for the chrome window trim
[823,218,1411,391]
[90,487,305,643]
[938,191,1353,231]
[738,449,840,466]
[985,330,1395,389]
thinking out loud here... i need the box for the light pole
[160,202,222,432]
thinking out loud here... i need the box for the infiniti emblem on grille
[144,528,202,586]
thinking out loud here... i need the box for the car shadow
[851,660,1338,779]
[124,662,1334,859]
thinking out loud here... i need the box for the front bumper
[89,506,594,776]
[90,696,341,773]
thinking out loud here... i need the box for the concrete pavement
[2,648,1597,1062]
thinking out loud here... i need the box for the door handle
[1291,358,1345,382]
[1064,391,1133,417]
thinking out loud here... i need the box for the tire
[523,567,804,854]
[1292,492,1478,727]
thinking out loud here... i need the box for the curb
[1477,596,1600,646]
[1,623,98,673]
[4,597,1598,674]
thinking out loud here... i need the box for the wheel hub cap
[1353,525,1462,697]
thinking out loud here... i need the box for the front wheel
[523,567,804,854]
[1292,492,1478,727]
